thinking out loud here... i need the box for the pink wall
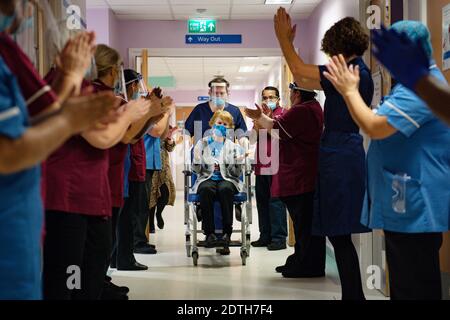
[111,19,307,67]
[86,8,110,45]
[301,0,359,65]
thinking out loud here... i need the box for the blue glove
[371,25,430,91]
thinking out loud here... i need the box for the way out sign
[188,19,216,34]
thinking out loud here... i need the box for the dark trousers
[112,181,146,267]
[198,179,237,236]
[255,175,287,243]
[385,231,443,300]
[43,211,111,300]
[328,235,365,300]
[149,183,170,225]
[280,193,326,274]
[133,170,154,248]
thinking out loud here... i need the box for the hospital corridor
[0,0,450,310]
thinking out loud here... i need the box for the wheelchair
[183,141,253,266]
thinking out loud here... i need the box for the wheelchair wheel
[186,235,191,257]
[186,245,192,257]
[240,249,248,266]
[192,251,199,266]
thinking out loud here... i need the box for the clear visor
[210,83,228,108]
[125,74,148,98]
[115,65,128,102]
[8,0,37,65]
[137,75,149,97]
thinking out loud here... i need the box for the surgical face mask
[267,101,277,110]
[211,97,226,108]
[132,91,140,101]
[15,16,33,35]
[0,12,16,32]
[213,124,227,137]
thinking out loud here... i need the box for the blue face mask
[213,124,227,137]
[0,12,16,33]
[132,91,140,100]
[211,97,225,107]
[14,16,33,35]
[267,101,277,110]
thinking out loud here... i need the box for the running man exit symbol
[188,19,216,34]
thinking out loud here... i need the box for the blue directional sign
[197,96,210,102]
[185,34,242,45]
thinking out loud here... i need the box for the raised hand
[123,98,151,123]
[55,31,97,93]
[245,104,263,120]
[274,7,297,44]
[150,87,163,99]
[371,25,430,91]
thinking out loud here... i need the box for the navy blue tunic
[312,57,374,236]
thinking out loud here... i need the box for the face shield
[209,83,228,109]
[3,0,38,66]
[126,73,148,98]
[114,64,128,102]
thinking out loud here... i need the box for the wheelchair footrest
[197,240,242,248]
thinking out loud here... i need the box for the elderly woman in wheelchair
[191,110,245,250]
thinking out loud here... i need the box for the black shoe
[235,204,242,222]
[275,254,299,273]
[218,247,230,255]
[282,270,325,279]
[275,265,286,273]
[156,212,164,230]
[267,242,287,251]
[205,234,218,248]
[117,261,148,271]
[251,239,270,247]
[217,234,231,247]
[134,246,157,254]
[110,261,117,269]
[104,280,129,295]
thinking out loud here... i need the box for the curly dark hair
[321,17,369,58]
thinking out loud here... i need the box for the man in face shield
[185,77,248,144]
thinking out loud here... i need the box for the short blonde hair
[209,110,234,129]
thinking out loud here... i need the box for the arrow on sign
[208,22,214,31]
[188,37,193,42]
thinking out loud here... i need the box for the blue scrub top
[361,64,450,233]
[0,57,43,299]
[185,102,248,143]
[144,134,161,170]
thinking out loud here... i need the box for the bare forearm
[343,92,395,139]
[150,113,170,138]
[82,113,132,149]
[160,120,171,140]
[278,38,321,86]
[122,112,154,143]
[0,115,73,174]
[256,114,275,130]
[416,75,450,126]
[50,70,80,103]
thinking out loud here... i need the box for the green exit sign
[188,19,216,34]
